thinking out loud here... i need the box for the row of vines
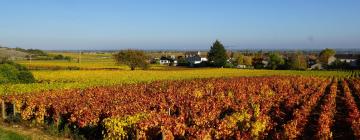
[1,76,360,139]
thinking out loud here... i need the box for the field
[2,76,360,139]
[1,52,360,139]
[1,69,358,95]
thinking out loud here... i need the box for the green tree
[114,50,149,70]
[268,52,285,70]
[289,52,307,70]
[207,40,227,67]
[319,48,336,65]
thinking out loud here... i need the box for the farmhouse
[184,51,208,65]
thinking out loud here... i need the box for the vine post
[1,100,6,119]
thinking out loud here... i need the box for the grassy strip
[0,127,29,140]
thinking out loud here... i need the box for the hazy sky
[1,0,360,50]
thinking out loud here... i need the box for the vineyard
[1,76,360,139]
[1,69,358,95]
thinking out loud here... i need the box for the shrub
[0,64,19,84]
[17,71,36,83]
[224,62,234,68]
[0,61,35,84]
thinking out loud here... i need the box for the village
[149,49,360,70]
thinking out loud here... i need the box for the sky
[0,0,360,50]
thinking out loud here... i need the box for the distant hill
[0,47,29,60]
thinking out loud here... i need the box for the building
[159,56,177,66]
[335,54,359,67]
[184,51,201,58]
[159,59,170,65]
[327,56,336,65]
[184,51,208,66]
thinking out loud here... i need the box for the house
[310,63,323,70]
[159,56,170,65]
[185,51,201,58]
[307,55,318,67]
[159,56,177,66]
[335,54,359,67]
[236,65,247,69]
[184,51,208,66]
[159,59,170,65]
[327,56,336,65]
[262,60,269,67]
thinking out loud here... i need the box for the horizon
[1,0,360,50]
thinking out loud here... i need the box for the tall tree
[268,52,285,70]
[289,52,307,70]
[114,50,149,70]
[208,40,227,67]
[319,48,336,65]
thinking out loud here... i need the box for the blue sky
[0,0,360,50]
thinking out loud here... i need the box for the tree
[236,54,244,65]
[319,48,336,65]
[329,59,351,70]
[176,56,189,66]
[289,52,307,70]
[243,56,253,66]
[207,40,227,67]
[252,51,265,69]
[268,52,285,70]
[114,50,149,70]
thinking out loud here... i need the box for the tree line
[114,40,359,70]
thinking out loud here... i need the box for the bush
[17,71,36,83]
[54,54,64,60]
[224,62,234,68]
[0,64,19,84]
[67,66,80,70]
[0,61,35,84]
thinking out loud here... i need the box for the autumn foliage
[1,76,360,139]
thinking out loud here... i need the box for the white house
[310,63,323,70]
[159,59,170,65]
[236,65,247,69]
[336,54,359,67]
[184,51,208,65]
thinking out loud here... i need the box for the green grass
[0,127,29,140]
